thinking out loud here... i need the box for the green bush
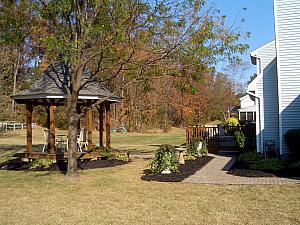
[238,151,263,162]
[150,144,178,174]
[184,155,196,161]
[100,148,128,161]
[187,138,207,156]
[100,148,114,158]
[30,159,53,169]
[284,129,300,160]
[288,160,300,169]
[250,159,285,171]
[109,152,129,162]
[234,131,246,149]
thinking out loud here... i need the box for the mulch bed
[228,160,300,178]
[141,156,214,182]
[0,158,128,173]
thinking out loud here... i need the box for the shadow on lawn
[0,144,27,152]
[0,158,129,174]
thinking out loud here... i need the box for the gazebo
[13,58,122,160]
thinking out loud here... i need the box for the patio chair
[42,128,49,152]
[77,128,87,152]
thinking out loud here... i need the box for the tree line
[0,0,249,176]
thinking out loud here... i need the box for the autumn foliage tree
[0,0,248,177]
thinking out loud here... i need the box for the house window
[240,112,246,121]
[248,112,254,121]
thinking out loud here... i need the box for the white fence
[0,121,37,132]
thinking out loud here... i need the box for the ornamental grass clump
[150,144,178,174]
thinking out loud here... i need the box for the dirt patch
[0,158,128,173]
[141,156,214,182]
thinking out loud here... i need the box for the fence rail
[186,124,256,150]
[0,121,37,132]
[186,126,219,146]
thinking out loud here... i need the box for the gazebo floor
[20,150,105,161]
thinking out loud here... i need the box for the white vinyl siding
[262,59,280,150]
[257,41,276,70]
[251,41,277,152]
[275,0,300,154]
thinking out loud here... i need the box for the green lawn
[0,128,300,224]
[0,127,185,159]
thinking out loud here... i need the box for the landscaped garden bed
[228,151,300,178]
[0,158,128,172]
[141,155,213,182]
[142,141,213,182]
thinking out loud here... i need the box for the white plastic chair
[42,128,49,152]
[77,128,87,152]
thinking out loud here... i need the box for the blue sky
[210,0,275,82]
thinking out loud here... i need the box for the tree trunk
[66,96,79,178]
[12,51,21,111]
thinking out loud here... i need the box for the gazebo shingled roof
[13,59,122,104]
[12,58,120,159]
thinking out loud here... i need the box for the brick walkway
[184,153,300,185]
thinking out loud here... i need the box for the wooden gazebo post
[105,101,111,148]
[26,103,33,154]
[87,108,93,148]
[98,104,104,147]
[49,105,56,154]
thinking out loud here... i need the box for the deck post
[98,104,104,147]
[26,103,33,154]
[105,102,111,148]
[49,105,56,154]
[87,108,93,148]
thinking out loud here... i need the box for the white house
[249,0,300,158]
[238,94,256,122]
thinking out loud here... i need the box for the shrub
[234,131,246,149]
[250,159,285,171]
[224,118,239,135]
[109,152,129,162]
[100,148,114,158]
[284,129,300,160]
[100,148,128,161]
[288,160,300,169]
[187,138,207,156]
[238,151,263,162]
[30,159,53,169]
[150,144,178,174]
[184,155,196,161]
[224,117,239,127]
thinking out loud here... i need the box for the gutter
[247,91,263,152]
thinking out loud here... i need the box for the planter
[195,141,203,156]
[161,168,171,174]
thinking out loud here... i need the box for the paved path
[184,153,300,185]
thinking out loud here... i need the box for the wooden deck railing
[186,126,219,146]
[186,124,256,148]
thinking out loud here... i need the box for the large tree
[1,0,248,177]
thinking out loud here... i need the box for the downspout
[247,91,263,152]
